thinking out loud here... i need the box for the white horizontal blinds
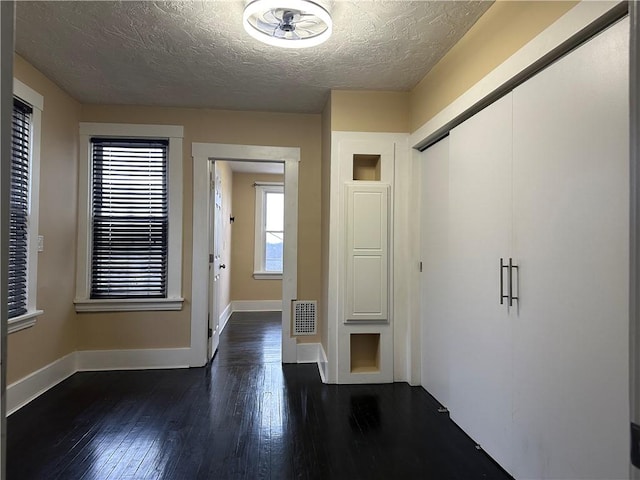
[9,98,32,318]
[90,138,169,299]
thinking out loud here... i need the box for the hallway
[7,312,512,479]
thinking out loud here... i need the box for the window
[90,139,168,299]
[254,183,284,279]
[10,99,32,318]
[8,80,43,333]
[75,123,183,312]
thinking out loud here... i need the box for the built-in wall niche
[353,154,381,181]
[350,333,380,373]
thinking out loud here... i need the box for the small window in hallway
[254,183,284,278]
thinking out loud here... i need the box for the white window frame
[253,182,284,280]
[9,79,44,334]
[74,123,184,312]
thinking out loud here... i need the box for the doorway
[208,159,285,360]
[191,143,300,366]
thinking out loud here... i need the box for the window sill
[253,272,283,280]
[8,310,43,334]
[74,297,184,313]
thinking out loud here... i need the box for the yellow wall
[230,172,283,301]
[410,0,578,131]
[78,105,322,350]
[9,56,81,383]
[331,90,410,133]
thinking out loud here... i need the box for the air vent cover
[293,300,317,335]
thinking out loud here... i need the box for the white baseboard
[6,338,324,415]
[77,348,191,371]
[296,342,320,363]
[296,342,328,383]
[231,300,282,312]
[7,352,77,416]
[219,302,232,334]
[7,347,193,416]
[317,343,328,383]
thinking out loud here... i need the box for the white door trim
[630,2,640,477]
[191,143,300,366]
[1,2,15,475]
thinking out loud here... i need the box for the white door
[446,93,514,471]
[511,18,629,479]
[420,136,451,402]
[208,163,224,359]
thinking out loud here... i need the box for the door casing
[191,143,300,366]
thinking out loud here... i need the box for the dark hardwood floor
[7,312,512,479]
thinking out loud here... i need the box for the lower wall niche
[350,333,380,373]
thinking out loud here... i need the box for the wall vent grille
[293,300,317,335]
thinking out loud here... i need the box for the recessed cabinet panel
[352,192,383,250]
[346,183,389,322]
[352,256,383,314]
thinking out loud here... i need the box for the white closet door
[420,137,451,404]
[447,93,514,471]
[512,18,629,480]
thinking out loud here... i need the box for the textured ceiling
[15,1,493,114]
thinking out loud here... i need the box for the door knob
[220,264,226,269]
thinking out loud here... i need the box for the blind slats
[90,139,168,299]
[8,99,32,318]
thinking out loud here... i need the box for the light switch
[37,235,44,252]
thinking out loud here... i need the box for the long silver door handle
[500,258,509,305]
[508,258,519,307]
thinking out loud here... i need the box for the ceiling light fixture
[243,0,332,49]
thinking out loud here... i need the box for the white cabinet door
[511,18,629,480]
[447,93,514,471]
[346,183,389,322]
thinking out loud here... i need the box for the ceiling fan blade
[295,27,321,37]
[273,28,287,39]
[255,18,278,32]
[293,20,324,28]
[263,9,282,24]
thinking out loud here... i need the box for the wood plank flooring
[7,312,512,479]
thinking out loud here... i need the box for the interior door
[446,93,514,471]
[420,136,451,403]
[511,18,629,479]
[208,163,223,359]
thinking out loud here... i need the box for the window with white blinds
[90,138,169,299]
[9,98,32,318]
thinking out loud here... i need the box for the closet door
[447,93,513,471]
[511,18,629,480]
[420,137,451,404]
